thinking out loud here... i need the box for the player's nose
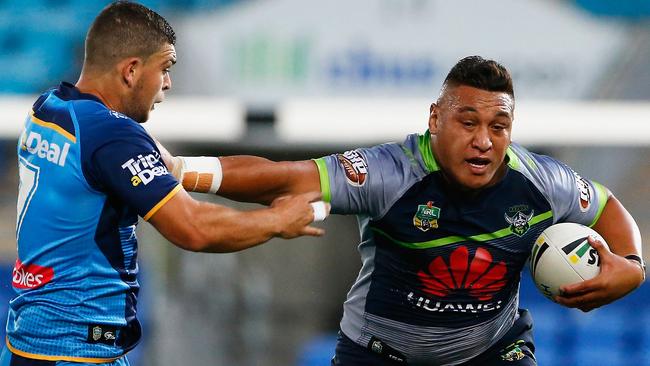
[472,126,492,152]
[162,73,172,91]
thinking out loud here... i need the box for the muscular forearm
[593,195,643,259]
[217,156,320,205]
[592,194,644,285]
[179,201,284,252]
[556,194,644,311]
[149,189,322,253]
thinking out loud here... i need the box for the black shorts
[331,309,536,366]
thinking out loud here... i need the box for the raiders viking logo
[504,206,534,237]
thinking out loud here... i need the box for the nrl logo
[504,205,534,237]
[92,326,102,341]
[413,201,440,232]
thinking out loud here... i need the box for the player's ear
[120,58,141,88]
[428,102,440,134]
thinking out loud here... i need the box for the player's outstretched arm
[556,194,644,311]
[148,188,325,253]
[218,156,320,205]
[155,139,320,204]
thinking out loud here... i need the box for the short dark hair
[84,1,176,70]
[443,56,514,99]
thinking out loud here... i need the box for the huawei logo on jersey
[417,246,507,301]
[12,259,54,289]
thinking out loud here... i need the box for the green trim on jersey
[589,181,609,227]
[417,131,440,172]
[313,158,331,203]
[505,147,522,170]
[372,210,553,249]
[506,145,538,172]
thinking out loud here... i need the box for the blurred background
[0,0,649,365]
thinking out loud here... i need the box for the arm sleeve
[90,136,181,220]
[314,143,419,219]
[533,153,609,227]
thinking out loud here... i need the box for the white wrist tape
[177,156,222,194]
[310,201,328,222]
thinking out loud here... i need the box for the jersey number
[17,156,40,239]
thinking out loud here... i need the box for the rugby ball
[529,223,606,300]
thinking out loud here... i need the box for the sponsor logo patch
[12,259,54,289]
[504,205,534,237]
[572,171,592,212]
[417,246,507,301]
[87,324,118,345]
[366,337,407,364]
[337,150,368,187]
[121,150,169,186]
[500,340,526,361]
[109,110,129,119]
[92,326,102,341]
[413,201,440,232]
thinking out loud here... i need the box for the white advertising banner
[173,0,626,106]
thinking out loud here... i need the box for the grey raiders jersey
[314,131,608,366]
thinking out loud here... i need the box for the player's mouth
[465,157,491,174]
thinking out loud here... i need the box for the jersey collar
[55,82,104,104]
[417,130,440,173]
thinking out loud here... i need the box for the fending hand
[271,192,329,239]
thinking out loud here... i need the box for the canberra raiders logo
[504,205,534,237]
[413,201,440,232]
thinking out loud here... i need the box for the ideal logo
[504,205,534,237]
[121,151,169,186]
[22,131,70,167]
[413,201,440,232]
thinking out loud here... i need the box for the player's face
[125,43,176,123]
[429,85,513,191]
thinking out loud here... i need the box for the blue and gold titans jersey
[8,82,180,362]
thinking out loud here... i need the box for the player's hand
[270,191,330,239]
[554,236,644,312]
